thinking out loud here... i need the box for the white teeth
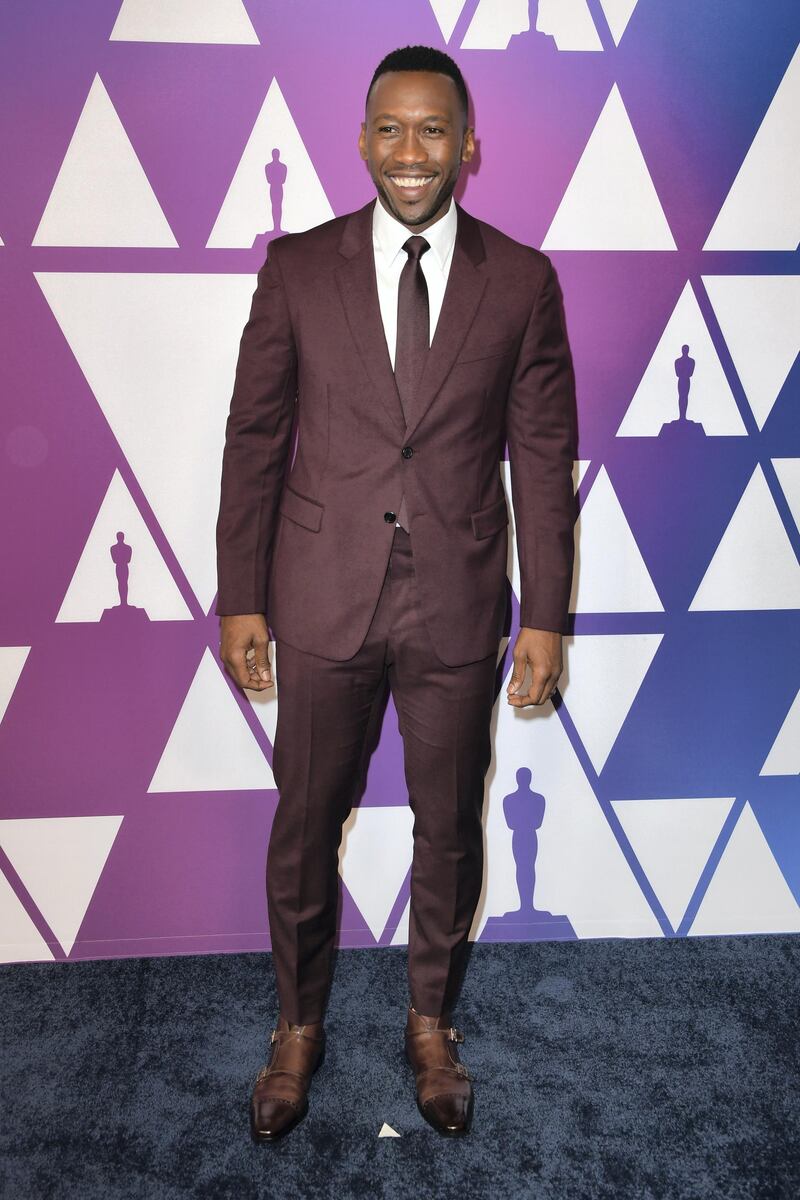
[390,176,433,188]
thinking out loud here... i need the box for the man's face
[359,70,474,232]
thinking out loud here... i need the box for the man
[215,44,577,1140]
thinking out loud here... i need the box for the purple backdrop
[1,1,798,965]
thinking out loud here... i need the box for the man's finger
[234,646,269,691]
[507,655,529,694]
[533,675,560,705]
[529,667,553,705]
[230,646,253,688]
[508,670,559,707]
[254,637,272,684]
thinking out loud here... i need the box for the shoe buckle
[270,1028,278,1044]
[449,1027,464,1043]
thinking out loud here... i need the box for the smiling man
[215,44,578,1141]
[361,62,469,229]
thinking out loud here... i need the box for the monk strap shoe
[404,1006,474,1136]
[249,1015,326,1142]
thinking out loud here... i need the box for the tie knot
[402,235,430,262]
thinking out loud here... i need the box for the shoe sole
[249,1042,325,1143]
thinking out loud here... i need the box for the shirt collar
[372,194,457,271]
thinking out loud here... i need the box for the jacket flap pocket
[471,494,509,539]
[279,483,324,532]
[456,335,517,365]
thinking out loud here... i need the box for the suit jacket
[215,196,578,667]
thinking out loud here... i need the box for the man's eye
[378,126,398,134]
[425,127,444,135]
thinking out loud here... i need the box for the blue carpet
[1,936,798,1198]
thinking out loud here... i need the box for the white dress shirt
[372,193,457,370]
[372,194,458,527]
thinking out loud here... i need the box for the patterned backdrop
[1,0,798,965]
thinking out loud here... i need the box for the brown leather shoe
[249,1015,326,1142]
[404,1006,474,1136]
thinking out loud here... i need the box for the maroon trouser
[267,523,499,1024]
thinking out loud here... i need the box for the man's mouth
[387,174,436,197]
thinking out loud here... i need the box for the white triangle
[35,270,259,614]
[562,634,663,773]
[148,648,275,792]
[704,45,800,250]
[0,647,30,724]
[498,634,511,668]
[689,803,800,935]
[760,688,800,776]
[574,459,592,490]
[208,77,333,244]
[338,806,414,941]
[773,458,800,534]
[0,816,123,956]
[390,897,410,946]
[532,0,602,51]
[611,797,735,930]
[378,1122,401,1138]
[0,870,55,963]
[597,0,639,45]
[503,458,521,614]
[702,276,800,431]
[571,467,663,614]
[32,74,177,248]
[504,458,585,619]
[0,233,4,245]
[617,281,747,436]
[473,656,663,940]
[428,0,469,42]
[55,470,192,622]
[689,464,800,612]
[110,0,259,43]
[542,84,676,250]
[462,0,601,51]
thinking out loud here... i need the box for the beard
[374,171,458,228]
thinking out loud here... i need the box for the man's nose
[394,130,428,165]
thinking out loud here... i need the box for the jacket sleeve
[214,238,298,616]
[506,253,578,634]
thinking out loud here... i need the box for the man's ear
[358,122,368,161]
[461,126,476,162]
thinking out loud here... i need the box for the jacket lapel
[335,199,407,433]
[404,201,487,440]
[334,196,488,440]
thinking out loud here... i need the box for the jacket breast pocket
[455,335,517,365]
[471,494,509,540]
[279,482,324,532]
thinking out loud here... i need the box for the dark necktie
[394,235,430,532]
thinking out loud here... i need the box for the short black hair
[366,45,469,125]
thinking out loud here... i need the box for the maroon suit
[215,197,577,1023]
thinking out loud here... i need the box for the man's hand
[506,627,562,707]
[219,614,273,692]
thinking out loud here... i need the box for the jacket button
[384,511,396,523]
[401,446,414,458]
